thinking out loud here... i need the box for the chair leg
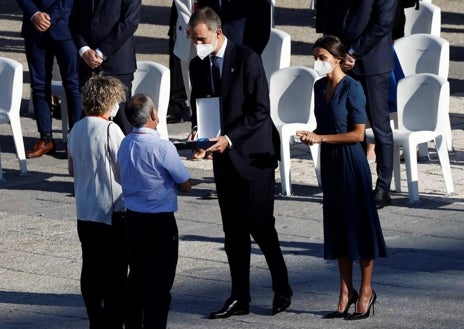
[279,133,292,196]
[0,145,4,182]
[393,145,402,193]
[403,141,420,205]
[9,114,28,176]
[434,134,455,196]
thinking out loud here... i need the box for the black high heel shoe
[323,289,358,319]
[346,289,377,320]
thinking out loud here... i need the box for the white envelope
[196,97,222,139]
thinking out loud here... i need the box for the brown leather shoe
[26,139,55,158]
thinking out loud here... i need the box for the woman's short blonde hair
[82,74,127,116]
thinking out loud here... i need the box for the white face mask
[195,33,218,60]
[314,60,334,77]
[109,103,119,118]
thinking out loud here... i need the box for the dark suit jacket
[70,0,141,75]
[316,0,396,76]
[198,0,271,55]
[17,0,74,40]
[189,40,280,180]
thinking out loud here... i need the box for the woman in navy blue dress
[297,35,387,320]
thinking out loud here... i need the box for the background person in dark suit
[316,0,397,209]
[17,0,82,158]
[198,0,271,55]
[188,7,292,319]
[70,0,141,135]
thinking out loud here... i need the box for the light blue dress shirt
[117,127,190,213]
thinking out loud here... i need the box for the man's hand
[342,54,356,71]
[31,12,51,32]
[206,136,229,154]
[82,49,103,69]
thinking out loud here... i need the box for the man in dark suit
[188,7,292,319]
[198,0,271,55]
[70,0,141,135]
[316,0,397,209]
[17,0,82,158]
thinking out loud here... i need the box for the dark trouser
[356,72,394,192]
[25,36,82,135]
[125,210,178,329]
[77,219,127,329]
[214,155,290,302]
[78,65,133,135]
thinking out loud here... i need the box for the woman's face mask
[314,60,335,77]
[109,103,119,118]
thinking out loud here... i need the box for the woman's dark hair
[313,35,347,62]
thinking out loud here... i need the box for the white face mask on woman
[109,103,119,118]
[314,60,335,77]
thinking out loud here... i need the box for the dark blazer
[17,0,74,40]
[190,41,280,180]
[198,0,271,55]
[316,0,396,76]
[70,0,141,75]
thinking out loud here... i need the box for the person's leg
[111,73,134,135]
[77,220,111,329]
[125,214,144,329]
[142,213,178,329]
[215,161,252,302]
[54,39,83,130]
[248,169,289,296]
[336,257,355,312]
[24,37,54,144]
[361,73,393,192]
[357,258,375,314]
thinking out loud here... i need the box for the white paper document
[196,97,222,139]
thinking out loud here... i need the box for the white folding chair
[270,66,321,196]
[132,61,170,140]
[394,34,452,152]
[404,1,441,37]
[0,57,28,180]
[262,28,291,85]
[366,73,454,205]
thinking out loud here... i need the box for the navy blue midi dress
[314,75,387,260]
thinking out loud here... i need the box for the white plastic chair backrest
[397,73,449,133]
[0,57,22,121]
[269,66,318,128]
[132,61,170,140]
[404,2,441,37]
[394,34,449,79]
[262,28,291,84]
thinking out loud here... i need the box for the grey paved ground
[1,1,464,328]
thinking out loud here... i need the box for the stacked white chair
[394,33,452,152]
[132,61,170,140]
[404,1,441,37]
[262,28,291,85]
[366,73,454,205]
[270,66,320,196]
[0,57,28,181]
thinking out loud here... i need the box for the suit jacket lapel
[220,41,236,98]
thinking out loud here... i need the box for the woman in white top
[68,74,127,329]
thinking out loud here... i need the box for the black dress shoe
[373,189,391,209]
[209,298,249,319]
[272,287,293,315]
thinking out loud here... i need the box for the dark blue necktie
[210,55,221,96]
